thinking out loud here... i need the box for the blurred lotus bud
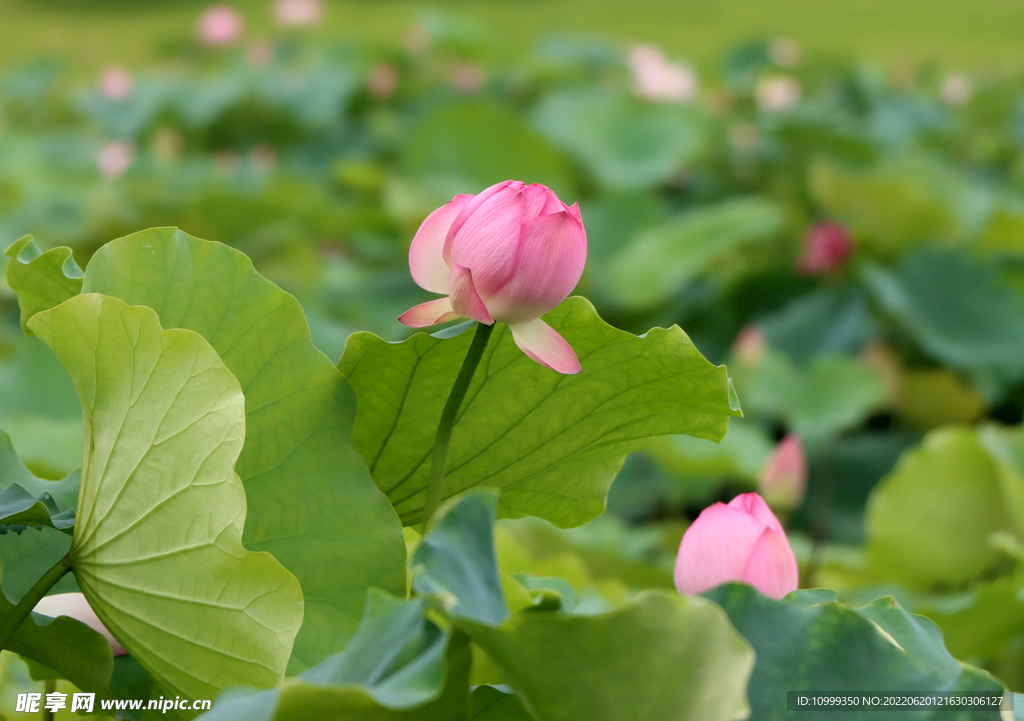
[98,66,133,102]
[402,23,431,54]
[399,180,587,374]
[628,44,698,103]
[274,0,322,27]
[450,62,484,93]
[246,39,275,68]
[768,38,801,68]
[198,5,243,47]
[34,593,126,656]
[96,141,134,179]
[755,75,801,112]
[940,74,973,108]
[732,324,767,367]
[759,434,807,510]
[675,492,799,599]
[368,62,400,99]
[249,144,277,173]
[798,222,854,275]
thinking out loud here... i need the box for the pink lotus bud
[96,141,134,179]
[274,0,322,27]
[398,180,587,374]
[628,44,698,104]
[759,434,806,509]
[34,593,126,656]
[675,492,798,599]
[755,75,801,112]
[367,62,400,99]
[798,222,854,275]
[98,66,133,102]
[450,63,485,94]
[732,324,767,367]
[197,5,243,47]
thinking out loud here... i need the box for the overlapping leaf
[339,297,739,528]
[4,235,83,334]
[30,293,304,702]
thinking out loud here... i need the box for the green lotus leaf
[339,297,739,528]
[704,583,1004,720]
[29,293,304,703]
[470,686,531,721]
[197,591,472,721]
[4,235,84,334]
[0,483,74,532]
[80,227,406,670]
[412,492,755,721]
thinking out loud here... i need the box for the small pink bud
[98,66,133,102]
[759,434,807,509]
[675,492,799,599]
[368,62,400,98]
[398,181,587,374]
[627,44,698,104]
[732,324,767,367]
[198,5,243,47]
[798,222,854,275]
[96,141,134,179]
[450,63,484,94]
[273,0,322,27]
[34,593,126,656]
[755,75,801,112]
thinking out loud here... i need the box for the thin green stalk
[0,553,72,650]
[42,679,56,721]
[421,321,495,532]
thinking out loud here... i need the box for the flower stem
[0,553,72,651]
[421,321,495,533]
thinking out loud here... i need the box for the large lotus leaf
[705,584,1004,721]
[863,248,1024,384]
[533,89,706,190]
[865,427,1014,585]
[4,235,83,334]
[0,430,80,599]
[606,198,785,309]
[338,297,739,528]
[0,484,74,532]
[470,687,531,721]
[197,591,472,721]
[29,294,304,702]
[412,492,755,721]
[80,228,406,670]
[916,577,1024,662]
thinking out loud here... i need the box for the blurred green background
[4,0,1024,712]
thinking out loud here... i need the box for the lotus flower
[399,180,587,374]
[274,0,322,27]
[98,66,133,101]
[628,44,698,103]
[34,593,126,656]
[197,5,243,47]
[96,141,134,179]
[759,434,807,509]
[675,492,799,599]
[755,75,801,112]
[798,222,853,275]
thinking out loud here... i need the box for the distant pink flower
[450,63,484,93]
[940,74,972,108]
[198,5,243,47]
[798,222,854,275]
[733,324,767,367]
[34,593,126,656]
[368,62,399,98]
[675,492,799,599]
[756,75,801,112]
[96,141,134,179]
[274,0,322,27]
[759,434,807,509]
[98,66,133,102]
[399,180,587,374]
[628,44,698,103]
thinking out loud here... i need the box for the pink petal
[444,180,523,260]
[34,593,126,656]
[398,297,459,328]
[674,504,765,595]
[483,209,587,324]
[565,202,583,227]
[507,318,581,374]
[446,186,525,296]
[521,183,564,221]
[728,491,785,534]
[742,527,800,599]
[409,194,474,294]
[759,434,807,509]
[448,264,494,324]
